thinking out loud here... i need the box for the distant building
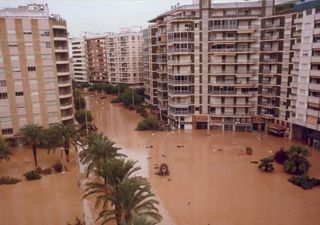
[70,37,88,83]
[85,34,108,83]
[83,28,143,86]
[106,28,143,86]
[0,4,74,138]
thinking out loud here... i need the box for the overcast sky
[0,0,283,37]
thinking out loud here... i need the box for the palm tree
[20,124,43,167]
[120,216,157,225]
[0,135,11,162]
[79,132,125,173]
[284,145,311,175]
[85,176,161,225]
[51,123,80,162]
[258,157,274,172]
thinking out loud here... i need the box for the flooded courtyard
[0,94,319,225]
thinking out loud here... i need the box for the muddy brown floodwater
[0,147,82,225]
[88,94,320,225]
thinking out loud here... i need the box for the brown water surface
[88,94,320,225]
[0,147,82,225]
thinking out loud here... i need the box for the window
[0,80,6,87]
[23,31,32,35]
[28,66,36,72]
[12,68,21,72]
[10,56,19,61]
[40,31,50,36]
[45,42,51,48]
[9,43,18,48]
[27,55,34,60]
[2,128,13,135]
[7,30,15,35]
[306,9,312,15]
[0,92,8,99]
[15,91,24,96]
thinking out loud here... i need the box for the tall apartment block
[107,28,144,86]
[84,29,144,86]
[0,4,73,138]
[144,0,320,144]
[70,37,88,83]
[85,34,108,83]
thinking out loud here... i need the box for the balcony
[59,91,72,98]
[168,89,192,95]
[60,102,73,110]
[58,80,71,87]
[168,38,194,43]
[157,78,167,83]
[209,59,257,64]
[168,48,194,54]
[309,83,320,90]
[209,47,258,53]
[310,70,320,77]
[168,79,193,85]
[260,91,278,97]
[169,108,192,116]
[55,46,68,53]
[169,101,192,107]
[311,56,320,63]
[57,71,70,76]
[168,59,193,64]
[209,25,237,31]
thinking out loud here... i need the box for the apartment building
[144,0,320,143]
[106,28,143,86]
[0,4,73,138]
[70,37,88,83]
[85,34,108,83]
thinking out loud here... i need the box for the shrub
[74,96,86,110]
[245,147,253,155]
[137,115,160,131]
[288,175,320,190]
[24,170,41,180]
[258,157,274,172]
[0,176,21,185]
[52,162,63,173]
[75,110,93,125]
[283,145,311,175]
[284,157,311,175]
[274,148,289,164]
[42,168,53,175]
[111,98,120,103]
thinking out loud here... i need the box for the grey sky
[0,0,283,37]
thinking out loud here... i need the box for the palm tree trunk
[32,144,38,167]
[64,142,70,162]
[115,205,122,225]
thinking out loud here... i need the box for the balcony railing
[168,48,194,53]
[168,90,192,95]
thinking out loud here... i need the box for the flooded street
[0,147,82,225]
[89,94,320,225]
[0,94,319,225]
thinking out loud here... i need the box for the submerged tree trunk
[64,142,70,162]
[32,144,38,167]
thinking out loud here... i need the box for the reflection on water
[89,94,320,225]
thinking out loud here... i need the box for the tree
[85,176,161,225]
[0,135,11,162]
[79,132,124,174]
[258,157,274,172]
[284,145,311,175]
[92,158,140,224]
[120,216,158,225]
[20,124,43,167]
[75,110,93,125]
[51,124,80,162]
[119,88,144,107]
[74,96,86,110]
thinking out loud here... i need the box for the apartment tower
[70,37,88,83]
[85,34,108,83]
[107,28,143,86]
[144,0,320,145]
[0,4,73,138]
